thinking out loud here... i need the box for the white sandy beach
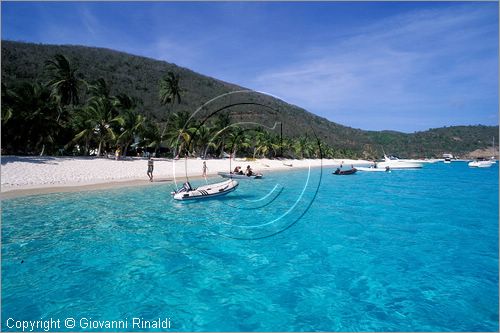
[0,156,372,198]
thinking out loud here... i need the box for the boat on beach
[217,171,263,179]
[171,179,238,200]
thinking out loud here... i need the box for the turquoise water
[2,162,498,331]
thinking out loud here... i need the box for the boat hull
[468,161,493,168]
[172,179,239,200]
[333,168,357,175]
[378,154,423,169]
[217,172,262,179]
[357,167,390,172]
[376,162,423,169]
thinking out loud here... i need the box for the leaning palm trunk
[97,141,103,157]
[217,138,226,158]
[123,138,134,157]
[84,139,90,155]
[203,144,211,159]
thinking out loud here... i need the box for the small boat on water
[171,179,238,200]
[333,168,357,175]
[357,166,391,172]
[217,171,263,179]
[468,159,493,168]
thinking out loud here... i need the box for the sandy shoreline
[1,156,372,199]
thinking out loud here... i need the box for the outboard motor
[171,182,193,195]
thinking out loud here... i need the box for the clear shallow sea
[2,162,498,331]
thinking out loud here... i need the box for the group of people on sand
[146,159,255,182]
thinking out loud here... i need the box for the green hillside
[2,40,498,158]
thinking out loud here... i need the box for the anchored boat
[171,179,238,200]
[468,159,493,168]
[376,155,423,169]
[217,171,262,179]
[333,168,357,175]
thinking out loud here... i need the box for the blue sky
[2,2,498,132]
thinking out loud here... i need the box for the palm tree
[69,106,97,155]
[159,71,183,144]
[88,78,111,100]
[159,71,182,106]
[280,137,294,158]
[194,124,214,158]
[213,113,232,158]
[293,136,315,159]
[167,111,196,157]
[6,82,60,155]
[1,83,13,125]
[227,127,251,158]
[85,97,120,156]
[114,94,145,157]
[253,130,268,158]
[141,120,163,156]
[45,54,83,107]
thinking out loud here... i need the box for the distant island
[1,40,498,159]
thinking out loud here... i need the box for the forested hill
[2,40,498,158]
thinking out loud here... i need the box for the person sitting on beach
[147,157,154,182]
[245,165,253,176]
[233,166,242,174]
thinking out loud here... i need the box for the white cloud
[250,5,498,131]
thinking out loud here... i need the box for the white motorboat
[443,153,453,163]
[217,171,262,179]
[376,155,423,169]
[467,137,496,168]
[171,179,238,200]
[357,166,391,172]
[468,159,493,168]
[402,159,439,164]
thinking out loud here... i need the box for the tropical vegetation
[1,53,341,159]
[2,41,498,159]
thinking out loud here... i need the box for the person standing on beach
[147,157,154,182]
[202,161,208,177]
[115,147,121,160]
